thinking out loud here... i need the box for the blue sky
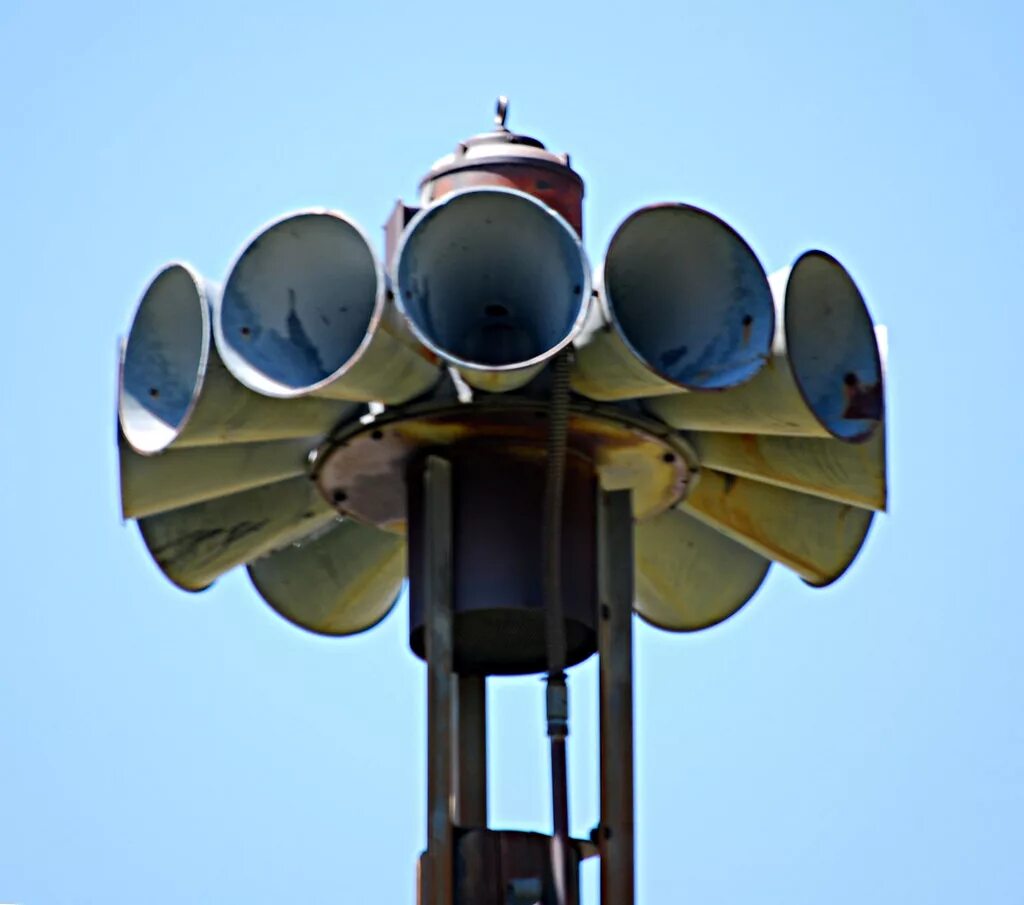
[2,1,1022,902]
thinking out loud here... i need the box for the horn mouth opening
[215,210,384,398]
[119,263,211,455]
[394,187,591,375]
[786,251,883,442]
[602,204,775,391]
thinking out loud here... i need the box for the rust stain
[843,378,883,421]
[424,166,584,236]
[741,316,753,346]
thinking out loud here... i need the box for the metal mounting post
[454,674,488,829]
[597,489,635,904]
[424,456,455,905]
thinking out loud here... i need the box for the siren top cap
[419,97,582,190]
[119,263,211,454]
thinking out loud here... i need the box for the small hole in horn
[844,372,859,386]
[240,326,252,337]
[332,489,348,504]
[148,387,160,398]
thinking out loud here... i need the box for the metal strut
[424,456,455,905]
[598,489,636,905]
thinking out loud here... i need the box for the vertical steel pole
[453,674,487,829]
[549,729,572,904]
[597,489,635,904]
[424,456,455,905]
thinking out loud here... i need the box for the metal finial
[495,96,509,130]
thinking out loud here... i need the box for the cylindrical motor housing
[408,445,598,675]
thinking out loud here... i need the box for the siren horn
[394,187,591,392]
[216,210,441,404]
[680,468,875,587]
[686,428,887,512]
[118,263,353,455]
[647,252,883,441]
[118,433,316,519]
[136,476,338,591]
[635,507,771,631]
[571,204,776,401]
[248,519,406,636]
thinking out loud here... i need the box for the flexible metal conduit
[543,350,573,905]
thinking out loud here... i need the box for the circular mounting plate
[312,397,697,533]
